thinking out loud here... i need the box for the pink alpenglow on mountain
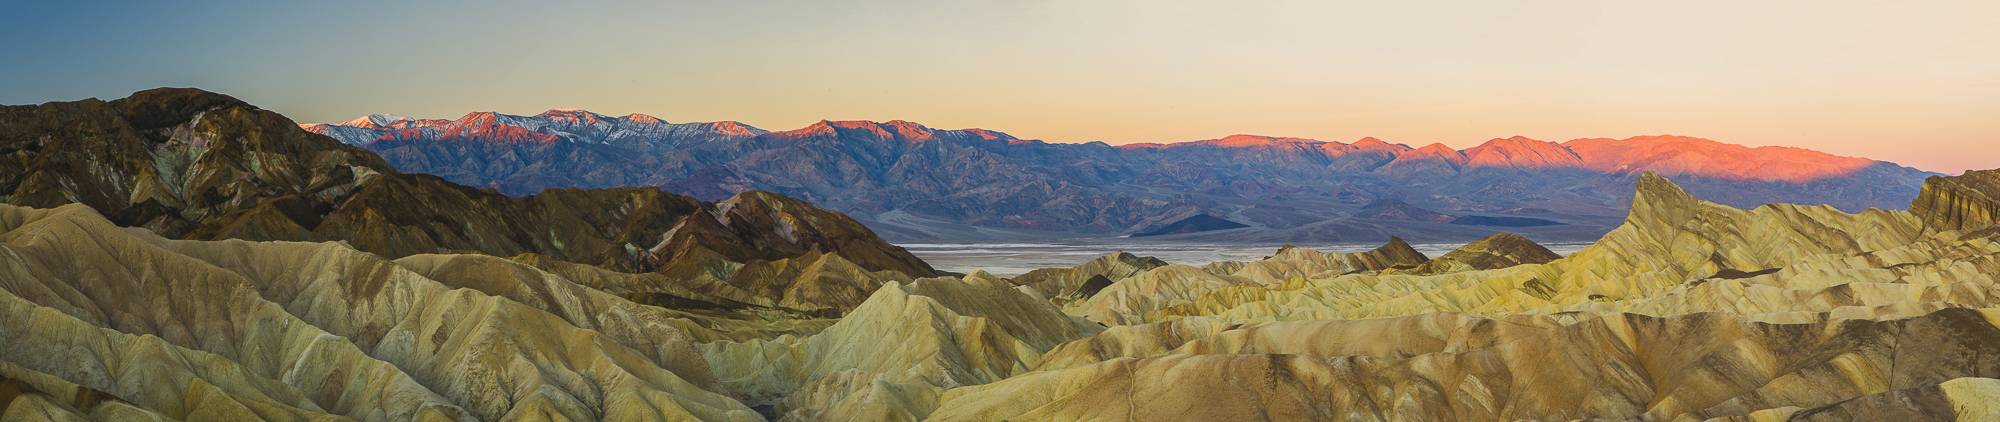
[1379,143,1471,174]
[1563,135,1877,183]
[765,120,1013,144]
[1463,136,1586,170]
[304,111,1933,241]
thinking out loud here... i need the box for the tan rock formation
[1,204,467,421]
[1751,377,2000,421]
[932,308,2000,421]
[922,172,2000,420]
[0,203,760,421]
[1391,232,1562,275]
[1911,169,2000,233]
[701,272,1100,420]
[1199,236,1429,280]
[507,253,839,342]
[1072,237,1429,325]
[4,168,1998,421]
[650,246,916,315]
[1009,252,1167,302]
[1107,173,1935,325]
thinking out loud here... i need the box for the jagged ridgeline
[6,88,2000,421]
[931,171,2000,420]
[0,88,935,279]
[305,110,1936,244]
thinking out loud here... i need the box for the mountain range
[0,88,937,310]
[304,110,1937,242]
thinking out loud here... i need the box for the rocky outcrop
[1393,232,1561,275]
[1767,377,2000,420]
[1200,237,1429,281]
[658,248,915,315]
[1,88,392,239]
[951,172,2000,420]
[0,360,174,420]
[1009,252,1168,302]
[1138,174,1937,324]
[506,253,839,342]
[647,191,937,278]
[1129,214,1249,237]
[0,204,470,421]
[0,203,763,420]
[929,309,2000,421]
[1911,169,2000,233]
[700,273,1101,420]
[1072,238,1430,325]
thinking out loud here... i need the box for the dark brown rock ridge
[1011,252,1171,302]
[1397,232,1562,275]
[0,88,930,276]
[646,191,936,277]
[1130,213,1249,237]
[1355,236,1431,269]
[1911,169,2000,233]
[1357,198,1455,223]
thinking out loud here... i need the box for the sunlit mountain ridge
[304,110,1934,243]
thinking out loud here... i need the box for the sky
[4,1,1997,173]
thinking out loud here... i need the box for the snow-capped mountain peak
[303,109,766,147]
[624,113,667,124]
[341,113,413,128]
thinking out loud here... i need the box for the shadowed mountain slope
[0,88,933,277]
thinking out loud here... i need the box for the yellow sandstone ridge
[0,203,759,421]
[7,169,2000,420]
[701,272,1100,420]
[921,172,2000,420]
